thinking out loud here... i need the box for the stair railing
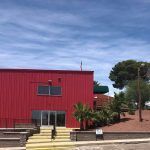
[51,123,56,139]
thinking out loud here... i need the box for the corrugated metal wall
[0,69,93,128]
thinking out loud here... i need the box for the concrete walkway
[0,138,150,150]
[73,143,150,150]
[0,148,25,150]
[73,138,150,146]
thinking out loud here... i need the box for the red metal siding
[0,69,93,128]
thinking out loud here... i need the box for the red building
[0,69,93,128]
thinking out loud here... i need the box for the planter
[70,131,103,141]
[70,131,150,141]
[103,131,150,140]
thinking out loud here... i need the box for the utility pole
[137,67,142,122]
[80,61,82,71]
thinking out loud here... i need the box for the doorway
[32,110,66,127]
[41,111,66,126]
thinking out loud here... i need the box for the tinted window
[32,110,41,125]
[50,86,61,95]
[32,110,41,120]
[38,85,49,95]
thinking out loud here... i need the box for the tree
[73,102,92,130]
[109,92,127,121]
[84,106,92,130]
[94,81,101,86]
[125,80,150,108]
[93,92,127,126]
[109,60,150,89]
[93,106,118,126]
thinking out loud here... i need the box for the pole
[138,67,142,122]
[80,61,82,71]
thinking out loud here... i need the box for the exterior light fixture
[48,80,52,85]
[48,80,52,82]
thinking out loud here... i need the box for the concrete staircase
[26,127,75,150]
[54,127,72,142]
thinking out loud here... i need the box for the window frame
[50,86,62,96]
[37,85,62,96]
[37,84,50,96]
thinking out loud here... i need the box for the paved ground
[73,142,150,150]
[0,148,25,150]
[0,142,150,150]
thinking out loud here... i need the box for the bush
[128,109,135,115]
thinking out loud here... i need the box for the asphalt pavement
[73,142,150,150]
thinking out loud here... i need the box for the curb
[73,138,150,146]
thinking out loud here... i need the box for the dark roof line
[0,68,94,73]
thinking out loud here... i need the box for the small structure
[93,86,112,110]
[145,101,150,109]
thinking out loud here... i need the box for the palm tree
[84,105,92,130]
[73,102,91,130]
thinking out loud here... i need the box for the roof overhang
[94,86,109,94]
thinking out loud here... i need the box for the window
[37,85,62,96]
[50,86,61,95]
[38,85,49,95]
[32,110,41,125]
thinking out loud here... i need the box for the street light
[137,63,145,122]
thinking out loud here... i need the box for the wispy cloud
[0,0,150,96]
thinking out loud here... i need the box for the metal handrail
[51,123,56,139]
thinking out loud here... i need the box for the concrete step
[27,139,52,143]
[40,130,52,133]
[26,142,75,149]
[53,139,71,142]
[40,126,52,129]
[27,146,74,150]
[55,136,70,139]
[29,136,51,139]
[40,130,52,132]
[56,131,71,134]
[56,129,72,132]
[40,128,52,130]
[34,133,52,136]
[56,129,71,132]
[40,127,52,132]
[26,127,73,150]
[56,127,73,130]
[40,128,52,129]
[56,133,70,136]
[40,129,52,131]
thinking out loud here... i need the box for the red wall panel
[0,69,93,128]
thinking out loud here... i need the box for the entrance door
[41,111,49,125]
[56,111,66,126]
[41,111,65,126]
[49,111,56,126]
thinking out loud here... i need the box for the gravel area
[101,110,150,132]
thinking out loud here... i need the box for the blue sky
[0,0,150,96]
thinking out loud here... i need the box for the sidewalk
[0,148,25,150]
[73,138,150,146]
[0,138,150,150]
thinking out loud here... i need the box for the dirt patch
[101,110,150,132]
